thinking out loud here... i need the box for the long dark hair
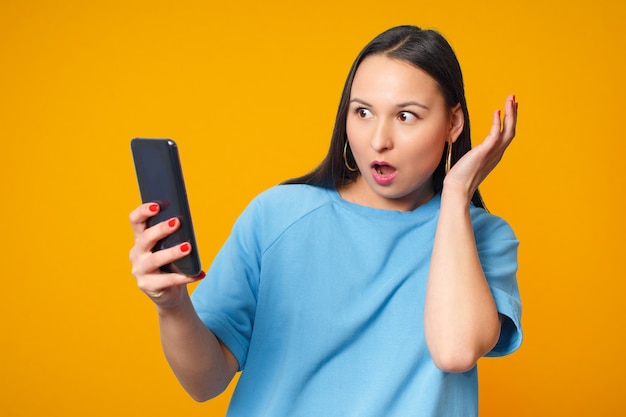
[283,25,485,209]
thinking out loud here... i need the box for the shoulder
[246,184,333,220]
[469,205,518,245]
[252,184,332,209]
[233,184,334,243]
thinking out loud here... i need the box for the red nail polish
[149,204,159,212]
[196,271,206,279]
[168,218,176,228]
[180,243,190,252]
[512,95,516,102]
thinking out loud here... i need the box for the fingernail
[497,110,501,117]
[168,218,176,228]
[196,271,206,279]
[512,95,516,102]
[180,243,190,252]
[149,204,159,212]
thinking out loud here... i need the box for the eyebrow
[349,97,430,110]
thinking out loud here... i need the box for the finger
[502,95,518,141]
[137,266,205,300]
[484,109,503,146]
[131,240,192,277]
[134,217,183,260]
[149,269,206,295]
[129,202,160,234]
[137,269,202,300]
[130,217,182,271]
[133,216,181,255]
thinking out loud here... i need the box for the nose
[370,119,393,153]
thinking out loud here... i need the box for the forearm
[157,291,237,402]
[424,187,500,373]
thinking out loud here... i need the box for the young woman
[129,25,521,416]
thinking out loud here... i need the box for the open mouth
[371,161,397,184]
[374,163,396,176]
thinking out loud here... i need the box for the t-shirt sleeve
[473,211,523,357]
[190,198,263,370]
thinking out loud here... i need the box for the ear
[449,103,464,144]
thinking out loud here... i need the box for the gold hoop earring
[445,141,452,175]
[343,141,358,172]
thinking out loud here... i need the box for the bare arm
[157,290,239,401]
[129,203,238,401]
[424,95,518,373]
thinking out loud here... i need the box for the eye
[398,111,418,122]
[355,107,373,119]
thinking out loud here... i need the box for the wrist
[440,182,472,208]
[155,287,192,318]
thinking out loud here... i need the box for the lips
[371,161,397,185]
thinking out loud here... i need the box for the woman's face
[344,54,463,211]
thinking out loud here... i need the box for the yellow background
[2,0,624,416]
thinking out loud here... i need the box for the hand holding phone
[131,138,202,276]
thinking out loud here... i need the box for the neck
[338,176,435,212]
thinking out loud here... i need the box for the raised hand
[444,95,518,202]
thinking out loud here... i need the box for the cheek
[345,117,359,141]
[346,119,365,153]
[403,142,443,169]
[398,128,447,167]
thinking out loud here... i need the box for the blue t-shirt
[191,184,522,416]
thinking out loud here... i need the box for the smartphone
[130,138,202,276]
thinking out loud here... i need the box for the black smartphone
[130,138,201,276]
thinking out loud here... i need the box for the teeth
[375,165,382,174]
